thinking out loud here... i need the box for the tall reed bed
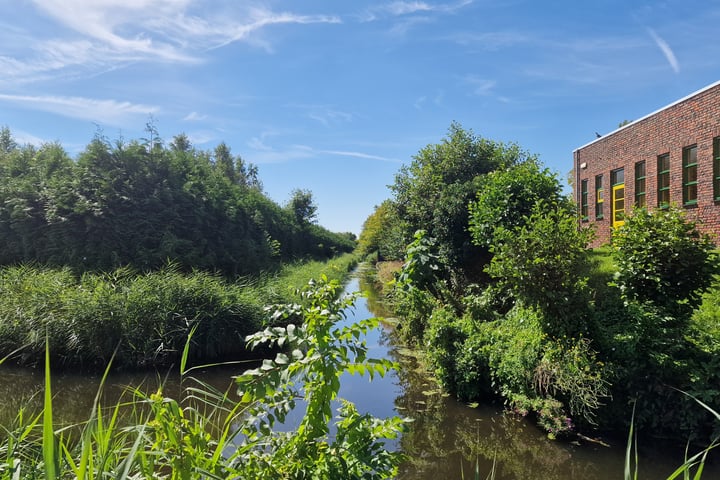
[0,253,358,370]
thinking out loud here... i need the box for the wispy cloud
[384,2,434,15]
[462,76,497,96]
[361,0,472,22]
[320,150,400,163]
[183,111,207,121]
[245,133,399,164]
[447,30,527,50]
[382,0,472,16]
[3,1,340,84]
[647,28,680,73]
[291,104,354,127]
[0,93,158,126]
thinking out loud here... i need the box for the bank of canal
[0,269,716,479]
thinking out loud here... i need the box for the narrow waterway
[0,269,717,479]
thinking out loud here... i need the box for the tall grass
[0,253,358,370]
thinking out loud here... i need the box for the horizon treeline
[0,125,355,276]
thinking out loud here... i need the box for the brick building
[573,80,720,247]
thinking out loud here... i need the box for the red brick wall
[574,82,720,247]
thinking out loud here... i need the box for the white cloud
[0,93,158,126]
[647,28,680,74]
[385,2,434,15]
[291,104,353,126]
[245,133,399,164]
[12,129,46,146]
[246,143,315,164]
[361,0,472,22]
[448,31,527,50]
[4,1,341,84]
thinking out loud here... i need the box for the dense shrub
[611,206,719,318]
[485,203,595,337]
[389,123,532,282]
[468,160,566,248]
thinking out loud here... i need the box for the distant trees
[0,127,354,276]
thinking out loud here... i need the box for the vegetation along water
[0,124,719,477]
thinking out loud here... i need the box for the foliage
[468,160,567,248]
[235,276,404,478]
[0,254,358,370]
[0,265,264,369]
[0,127,354,276]
[393,230,447,344]
[286,188,318,225]
[611,206,719,318]
[0,277,404,479]
[356,200,405,261]
[389,122,533,281]
[485,202,595,337]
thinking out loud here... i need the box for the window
[595,174,604,219]
[635,161,646,208]
[580,179,589,221]
[657,153,670,208]
[611,168,625,228]
[683,145,698,205]
[714,137,720,201]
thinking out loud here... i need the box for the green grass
[0,253,358,371]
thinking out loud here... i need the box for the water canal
[0,268,716,479]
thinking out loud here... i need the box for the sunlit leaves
[234,276,404,478]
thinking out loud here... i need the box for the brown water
[0,269,717,479]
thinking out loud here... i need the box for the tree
[0,126,17,154]
[214,142,237,183]
[357,200,405,261]
[287,188,318,225]
[390,122,532,281]
[468,160,566,248]
[169,133,192,152]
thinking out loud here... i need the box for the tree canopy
[0,127,354,275]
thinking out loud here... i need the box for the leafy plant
[233,275,405,478]
[611,206,719,319]
[468,160,566,248]
[485,202,595,337]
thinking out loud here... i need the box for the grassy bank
[0,253,358,370]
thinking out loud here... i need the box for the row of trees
[0,126,354,276]
[359,123,720,442]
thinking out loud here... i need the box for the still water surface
[0,270,716,479]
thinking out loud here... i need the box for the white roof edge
[573,79,720,152]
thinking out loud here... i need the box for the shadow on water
[0,268,717,479]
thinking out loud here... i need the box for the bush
[611,206,719,318]
[468,160,566,248]
[486,203,595,337]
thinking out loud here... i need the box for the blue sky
[1,0,719,235]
